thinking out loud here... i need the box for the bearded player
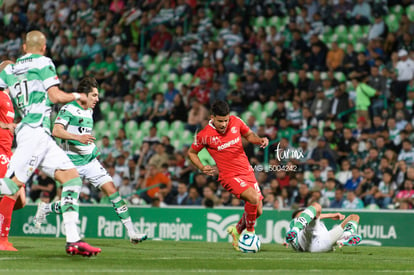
[187,100,268,251]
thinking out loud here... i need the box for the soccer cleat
[66,241,102,257]
[33,202,49,228]
[0,240,17,251]
[129,233,148,244]
[285,229,298,243]
[226,225,241,251]
[336,234,362,248]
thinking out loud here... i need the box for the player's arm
[243,129,269,148]
[47,85,87,105]
[53,123,95,145]
[319,213,345,220]
[0,121,16,133]
[187,147,215,176]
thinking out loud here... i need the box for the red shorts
[0,150,12,178]
[220,174,263,200]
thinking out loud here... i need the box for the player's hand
[201,165,216,176]
[259,137,269,148]
[332,213,345,220]
[3,123,16,134]
[283,242,289,248]
[79,93,88,104]
[78,134,96,144]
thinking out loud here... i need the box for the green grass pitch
[1,237,413,274]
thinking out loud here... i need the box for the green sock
[109,192,136,236]
[293,206,317,231]
[343,221,359,237]
[50,201,61,214]
[0,178,19,195]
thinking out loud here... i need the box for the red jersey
[194,67,214,87]
[191,115,253,180]
[0,90,14,153]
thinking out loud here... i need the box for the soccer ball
[238,232,261,253]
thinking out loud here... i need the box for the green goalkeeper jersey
[54,101,99,166]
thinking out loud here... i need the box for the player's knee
[311,202,322,215]
[349,214,360,222]
[101,181,117,196]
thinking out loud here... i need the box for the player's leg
[0,187,25,251]
[41,139,101,256]
[336,214,361,248]
[286,202,321,243]
[100,181,147,244]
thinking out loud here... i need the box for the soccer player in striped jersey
[285,202,362,252]
[34,77,147,244]
[0,30,101,256]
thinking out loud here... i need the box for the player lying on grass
[187,100,269,251]
[285,202,362,252]
[33,77,147,244]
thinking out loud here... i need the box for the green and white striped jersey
[55,101,99,166]
[0,53,60,132]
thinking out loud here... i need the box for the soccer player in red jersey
[187,100,269,251]
[0,60,24,251]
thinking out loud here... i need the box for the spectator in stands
[394,179,414,209]
[227,78,246,114]
[391,49,414,102]
[169,94,188,122]
[398,139,414,165]
[356,166,380,206]
[149,93,168,123]
[148,143,169,170]
[209,80,226,106]
[186,186,202,206]
[149,24,172,56]
[368,12,387,41]
[350,0,372,25]
[259,69,279,103]
[310,90,331,122]
[143,127,161,146]
[354,75,380,128]
[140,164,172,204]
[186,99,209,132]
[292,183,311,208]
[342,43,358,74]
[189,80,210,106]
[342,190,364,209]
[244,73,260,102]
[375,168,397,209]
[172,182,189,205]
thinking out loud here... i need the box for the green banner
[10,205,413,247]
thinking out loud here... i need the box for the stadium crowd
[1,0,414,211]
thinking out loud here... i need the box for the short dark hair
[291,208,306,219]
[211,100,230,116]
[77,77,98,94]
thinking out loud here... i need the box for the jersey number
[14,79,29,108]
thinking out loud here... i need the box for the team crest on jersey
[231,127,237,134]
[211,136,220,145]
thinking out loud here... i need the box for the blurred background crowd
[2,0,414,210]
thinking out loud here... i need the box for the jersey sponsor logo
[206,213,240,242]
[217,137,240,151]
[6,111,14,118]
[231,126,237,134]
[78,127,92,134]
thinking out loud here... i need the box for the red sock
[245,202,258,232]
[236,212,246,234]
[0,196,16,240]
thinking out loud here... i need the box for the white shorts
[7,125,75,183]
[76,158,112,189]
[297,219,344,253]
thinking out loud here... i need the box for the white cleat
[129,233,148,244]
[33,202,49,229]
